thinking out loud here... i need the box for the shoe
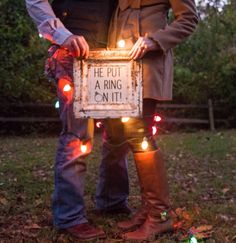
[64,223,106,240]
[93,204,133,216]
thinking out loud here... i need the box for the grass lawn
[0,130,235,242]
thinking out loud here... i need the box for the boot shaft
[134,149,170,215]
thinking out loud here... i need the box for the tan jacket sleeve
[148,0,199,52]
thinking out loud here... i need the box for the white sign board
[73,50,142,118]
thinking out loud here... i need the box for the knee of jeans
[67,137,93,157]
[59,133,93,161]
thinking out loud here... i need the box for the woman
[97,0,199,241]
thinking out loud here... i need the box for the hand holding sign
[129,33,159,60]
[62,35,89,58]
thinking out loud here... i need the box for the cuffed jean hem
[54,217,88,229]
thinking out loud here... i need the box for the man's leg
[47,46,105,239]
[52,96,105,240]
[95,119,131,214]
[52,113,93,229]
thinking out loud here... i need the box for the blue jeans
[96,100,159,210]
[46,46,129,229]
[52,94,93,228]
[95,136,130,210]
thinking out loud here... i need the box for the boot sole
[122,222,174,241]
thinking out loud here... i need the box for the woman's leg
[119,99,173,240]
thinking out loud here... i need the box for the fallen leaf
[34,198,43,207]
[189,225,214,240]
[194,231,214,239]
[24,223,41,229]
[218,214,230,222]
[222,187,230,194]
[175,207,185,216]
[194,205,201,215]
[195,225,213,232]
[173,220,184,229]
[182,211,191,221]
[0,196,8,205]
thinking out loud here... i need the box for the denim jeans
[95,135,130,210]
[96,100,158,209]
[46,46,129,229]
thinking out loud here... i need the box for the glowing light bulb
[63,84,72,92]
[154,115,162,122]
[96,121,102,128]
[39,33,43,38]
[141,137,149,151]
[118,39,126,48]
[189,236,198,243]
[55,100,60,109]
[81,144,87,153]
[152,126,157,136]
[121,117,130,123]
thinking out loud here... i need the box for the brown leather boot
[123,215,173,241]
[122,149,174,241]
[117,201,148,231]
[65,223,106,240]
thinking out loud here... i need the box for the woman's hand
[129,33,158,60]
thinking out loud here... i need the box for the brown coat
[108,0,199,100]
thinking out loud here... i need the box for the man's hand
[61,35,89,58]
[129,33,158,60]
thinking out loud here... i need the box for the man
[25,0,131,240]
[95,0,199,241]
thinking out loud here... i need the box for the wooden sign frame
[73,49,142,118]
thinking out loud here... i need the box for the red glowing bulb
[152,126,158,136]
[154,115,162,122]
[81,144,87,153]
[96,121,102,128]
[63,84,72,92]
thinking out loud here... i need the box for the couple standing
[25,0,198,241]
